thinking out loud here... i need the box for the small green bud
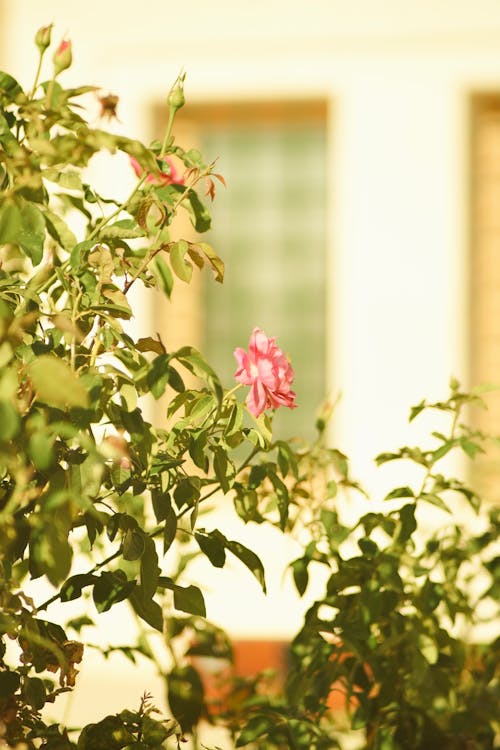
[53,39,72,75]
[167,72,185,113]
[35,24,52,52]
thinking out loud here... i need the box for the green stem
[70,287,82,371]
[417,402,462,499]
[46,75,56,109]
[160,108,176,158]
[30,51,45,100]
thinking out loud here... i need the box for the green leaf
[292,557,309,596]
[28,431,54,470]
[43,170,82,192]
[460,437,483,459]
[384,486,415,501]
[269,470,289,530]
[420,493,451,513]
[236,715,273,747]
[176,346,218,380]
[153,254,174,298]
[170,240,193,282]
[163,505,178,555]
[92,571,136,613]
[409,399,426,422]
[375,452,400,466]
[358,537,378,556]
[60,573,97,602]
[129,588,163,632]
[195,530,226,568]
[43,207,77,251]
[99,220,145,240]
[418,633,439,664]
[184,189,211,232]
[29,355,89,408]
[70,239,95,269]
[213,446,231,493]
[146,354,171,399]
[15,203,46,265]
[195,241,224,282]
[0,400,20,441]
[0,671,20,698]
[225,537,266,593]
[122,529,145,561]
[22,677,46,710]
[173,477,200,509]
[397,503,417,543]
[136,336,166,356]
[78,715,135,750]
[140,537,160,600]
[173,584,206,617]
[0,201,22,244]
[432,441,454,461]
[0,71,22,100]
[158,576,206,617]
[57,170,83,191]
[30,523,73,586]
[167,665,204,733]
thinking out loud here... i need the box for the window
[153,100,328,438]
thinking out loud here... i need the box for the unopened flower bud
[167,72,185,114]
[35,24,52,52]
[53,39,72,74]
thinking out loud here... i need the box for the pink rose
[129,155,184,186]
[234,327,297,418]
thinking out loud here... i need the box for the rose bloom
[234,327,297,418]
[129,155,184,186]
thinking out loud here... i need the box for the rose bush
[0,25,498,750]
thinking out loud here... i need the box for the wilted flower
[97,92,120,121]
[234,327,297,418]
[129,155,184,186]
[53,39,72,74]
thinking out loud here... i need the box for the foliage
[0,26,498,750]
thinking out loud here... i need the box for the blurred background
[2,0,500,736]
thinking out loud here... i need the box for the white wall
[3,0,500,727]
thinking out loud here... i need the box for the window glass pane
[201,110,327,438]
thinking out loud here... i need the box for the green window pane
[201,116,327,439]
